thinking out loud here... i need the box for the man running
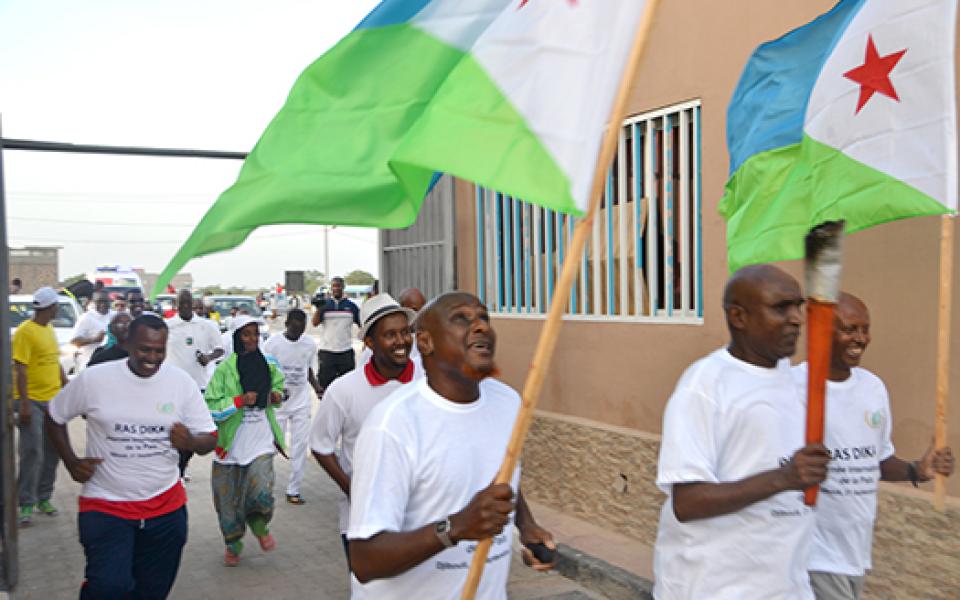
[263,309,321,505]
[165,289,224,478]
[311,276,360,390]
[13,287,69,524]
[126,289,148,319]
[654,265,831,599]
[795,293,955,600]
[311,294,420,560]
[347,292,555,598]
[46,315,217,598]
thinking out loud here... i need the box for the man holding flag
[346,293,555,599]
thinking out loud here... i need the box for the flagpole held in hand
[803,221,844,507]
[457,1,663,598]
[934,214,954,510]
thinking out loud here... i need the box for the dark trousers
[177,450,193,478]
[318,349,355,389]
[79,506,188,600]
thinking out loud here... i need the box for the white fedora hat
[360,294,415,339]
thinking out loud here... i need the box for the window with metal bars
[474,100,703,322]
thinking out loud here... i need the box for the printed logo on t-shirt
[156,402,175,415]
[186,337,194,346]
[864,410,883,429]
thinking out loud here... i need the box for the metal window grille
[474,100,703,323]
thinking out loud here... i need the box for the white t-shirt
[214,407,276,466]
[263,333,318,413]
[348,378,521,600]
[654,349,816,600]
[310,362,422,532]
[48,360,216,501]
[792,364,895,576]
[165,315,224,389]
[72,310,112,368]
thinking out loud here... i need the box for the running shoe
[37,500,58,516]
[18,505,33,526]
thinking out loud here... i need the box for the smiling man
[45,315,217,599]
[311,294,421,565]
[345,292,555,599]
[793,293,955,600]
[654,265,831,600]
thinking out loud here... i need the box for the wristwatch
[435,517,455,548]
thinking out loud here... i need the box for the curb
[554,543,654,600]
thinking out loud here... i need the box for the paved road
[12,403,600,599]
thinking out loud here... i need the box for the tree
[304,269,326,293]
[344,269,375,285]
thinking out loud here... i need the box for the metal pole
[323,226,330,284]
[0,138,247,160]
[0,118,20,592]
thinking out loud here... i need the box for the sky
[1,0,381,288]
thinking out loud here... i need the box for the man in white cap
[311,293,421,565]
[13,287,69,524]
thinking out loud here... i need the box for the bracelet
[907,461,920,488]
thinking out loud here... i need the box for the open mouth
[469,339,493,353]
[390,347,408,360]
[846,346,864,359]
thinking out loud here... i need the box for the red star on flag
[843,34,907,114]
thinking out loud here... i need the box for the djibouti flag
[153,0,648,296]
[719,0,957,272]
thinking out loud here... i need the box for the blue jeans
[78,506,188,599]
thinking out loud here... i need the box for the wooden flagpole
[459,1,662,598]
[934,214,954,510]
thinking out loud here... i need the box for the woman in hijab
[205,316,287,566]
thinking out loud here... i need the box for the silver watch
[435,517,454,548]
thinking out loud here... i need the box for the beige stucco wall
[522,411,960,599]
[454,0,960,498]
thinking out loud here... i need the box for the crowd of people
[7,266,956,600]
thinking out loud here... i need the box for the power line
[9,216,194,227]
[9,227,375,245]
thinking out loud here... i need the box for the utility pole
[323,226,330,285]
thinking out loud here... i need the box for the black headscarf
[234,323,271,409]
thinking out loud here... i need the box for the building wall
[8,246,59,292]
[454,0,960,500]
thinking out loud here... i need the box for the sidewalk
[9,416,602,600]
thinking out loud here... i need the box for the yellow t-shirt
[12,320,62,402]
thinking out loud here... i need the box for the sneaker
[37,500,58,516]
[224,541,243,567]
[18,505,33,526]
[256,533,277,552]
[285,494,305,505]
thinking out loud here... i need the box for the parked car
[8,293,84,375]
[208,296,269,340]
[154,294,176,318]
